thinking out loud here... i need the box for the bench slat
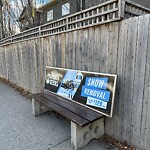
[33,94,90,127]
[40,92,103,123]
[44,92,103,117]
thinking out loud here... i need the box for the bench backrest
[45,67,117,117]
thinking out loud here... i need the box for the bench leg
[71,118,104,150]
[32,98,51,117]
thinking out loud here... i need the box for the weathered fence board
[124,17,138,146]
[87,28,94,72]
[139,15,150,150]
[0,14,150,150]
[144,62,150,149]
[131,15,149,147]
[93,26,100,72]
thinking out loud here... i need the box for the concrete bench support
[32,98,51,117]
[71,118,104,150]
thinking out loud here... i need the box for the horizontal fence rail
[0,0,150,45]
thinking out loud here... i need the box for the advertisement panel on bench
[45,67,117,117]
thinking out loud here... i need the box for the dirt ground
[99,135,138,150]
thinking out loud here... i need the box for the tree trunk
[0,0,4,38]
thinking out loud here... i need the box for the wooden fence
[0,0,150,45]
[0,13,150,149]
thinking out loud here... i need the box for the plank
[11,45,16,84]
[105,21,119,139]
[15,44,19,85]
[42,92,103,118]
[26,41,31,91]
[72,31,77,70]
[21,42,27,89]
[65,32,69,68]
[40,92,103,122]
[18,43,23,89]
[9,46,13,82]
[27,40,34,92]
[119,18,133,144]
[110,19,128,141]
[143,63,150,150]
[24,41,30,90]
[131,15,149,148]
[107,22,119,74]
[93,26,100,72]
[49,36,53,67]
[41,37,47,70]
[52,35,56,67]
[55,34,60,67]
[57,34,62,68]
[77,29,82,70]
[101,23,114,137]
[40,37,47,91]
[60,33,66,68]
[0,47,2,77]
[32,94,90,127]
[33,39,39,93]
[87,27,94,71]
[3,47,7,79]
[141,15,150,149]
[28,41,36,93]
[121,17,138,145]
[99,24,109,73]
[68,31,73,69]
[38,37,44,92]
[81,29,89,71]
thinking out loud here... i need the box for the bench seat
[32,92,104,127]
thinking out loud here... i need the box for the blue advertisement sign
[45,67,117,117]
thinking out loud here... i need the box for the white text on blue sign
[86,97,107,109]
[81,86,110,102]
[85,77,108,89]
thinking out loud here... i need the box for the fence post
[66,17,69,30]
[39,26,41,37]
[22,32,23,40]
[118,0,125,19]
[11,35,12,42]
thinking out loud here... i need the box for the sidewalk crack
[51,137,71,149]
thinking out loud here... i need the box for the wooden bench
[32,67,117,150]
[32,92,104,150]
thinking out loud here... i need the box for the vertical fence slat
[87,28,94,72]
[140,15,150,149]
[93,26,100,72]
[77,30,82,70]
[72,31,77,70]
[112,19,128,140]
[61,33,66,68]
[105,22,119,138]
[81,29,88,71]
[99,24,109,73]
[131,15,149,148]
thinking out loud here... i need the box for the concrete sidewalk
[0,81,112,150]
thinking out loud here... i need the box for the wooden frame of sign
[45,66,117,117]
